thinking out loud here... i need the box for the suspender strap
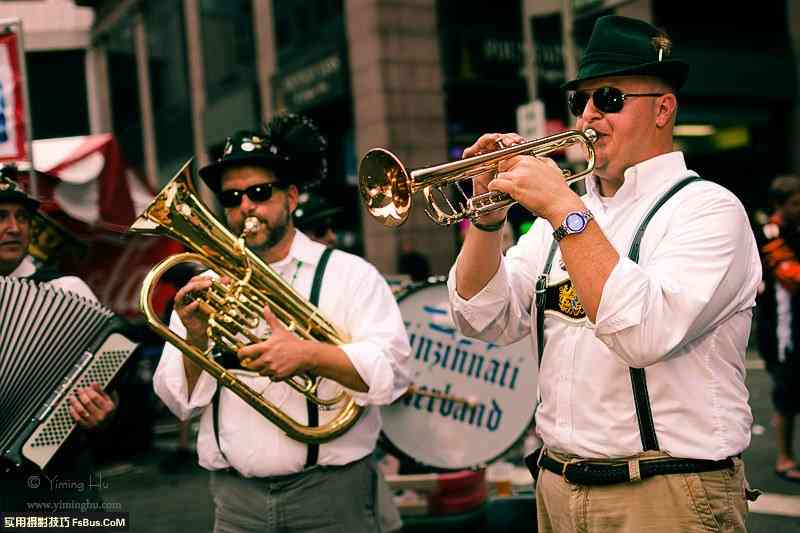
[626,176,702,451]
[211,247,335,467]
[304,246,333,467]
[536,240,560,365]
[535,176,702,452]
[628,177,704,263]
[211,386,224,460]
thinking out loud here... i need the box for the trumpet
[359,128,597,227]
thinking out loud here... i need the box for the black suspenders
[304,247,333,467]
[536,176,702,451]
[212,247,334,467]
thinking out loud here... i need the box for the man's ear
[655,93,677,128]
[287,184,299,213]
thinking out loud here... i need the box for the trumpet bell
[359,148,413,227]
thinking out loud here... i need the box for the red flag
[32,135,184,320]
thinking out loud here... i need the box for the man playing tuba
[152,114,411,533]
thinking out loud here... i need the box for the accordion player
[0,277,138,474]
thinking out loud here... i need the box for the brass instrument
[359,128,597,227]
[129,160,362,444]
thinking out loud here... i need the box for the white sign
[516,100,545,140]
[383,281,538,469]
[0,28,27,162]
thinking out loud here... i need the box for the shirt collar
[586,151,689,204]
[8,254,35,278]
[271,229,328,268]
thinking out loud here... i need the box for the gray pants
[210,456,381,533]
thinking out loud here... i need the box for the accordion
[0,277,137,471]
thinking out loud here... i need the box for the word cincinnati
[407,332,522,390]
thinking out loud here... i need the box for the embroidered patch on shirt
[544,278,587,322]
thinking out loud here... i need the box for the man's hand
[237,304,314,380]
[461,132,526,224]
[68,384,116,430]
[490,151,579,222]
[173,274,220,347]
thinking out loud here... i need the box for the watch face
[565,212,586,232]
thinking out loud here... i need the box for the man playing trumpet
[152,114,411,533]
[447,16,760,532]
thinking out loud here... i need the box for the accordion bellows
[0,278,137,471]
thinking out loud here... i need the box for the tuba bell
[129,160,363,444]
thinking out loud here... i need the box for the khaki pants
[535,451,749,533]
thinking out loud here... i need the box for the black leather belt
[536,450,734,486]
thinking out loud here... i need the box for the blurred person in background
[397,243,432,283]
[756,175,800,483]
[447,15,759,532]
[293,193,341,248]
[152,113,411,533]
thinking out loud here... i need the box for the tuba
[359,128,597,227]
[129,160,362,444]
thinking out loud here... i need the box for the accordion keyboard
[0,277,138,470]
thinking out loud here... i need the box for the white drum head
[382,279,538,470]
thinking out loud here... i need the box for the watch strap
[472,218,505,232]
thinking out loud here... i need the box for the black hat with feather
[199,113,328,193]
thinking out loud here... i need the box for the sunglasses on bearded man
[568,86,665,118]
[218,183,280,208]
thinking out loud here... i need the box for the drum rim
[382,277,537,471]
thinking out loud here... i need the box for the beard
[241,196,292,253]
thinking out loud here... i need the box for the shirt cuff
[594,257,647,336]
[339,340,409,406]
[154,344,217,420]
[447,259,510,332]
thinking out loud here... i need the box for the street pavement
[94,359,800,532]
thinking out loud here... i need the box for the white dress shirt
[9,254,97,301]
[153,230,412,477]
[448,152,761,461]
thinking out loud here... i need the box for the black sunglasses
[218,183,278,208]
[568,86,664,118]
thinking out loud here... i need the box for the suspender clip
[535,274,548,308]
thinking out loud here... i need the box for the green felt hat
[563,15,688,91]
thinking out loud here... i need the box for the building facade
[21,0,795,274]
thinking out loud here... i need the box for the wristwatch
[553,210,594,241]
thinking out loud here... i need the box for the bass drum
[382,278,538,470]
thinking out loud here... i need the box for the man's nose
[5,215,22,233]
[581,96,603,122]
[239,194,257,213]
